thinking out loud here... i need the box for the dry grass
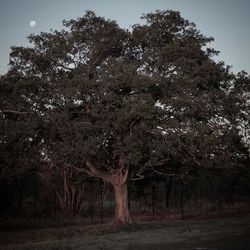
[0,215,250,250]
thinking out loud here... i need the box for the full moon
[29,20,37,28]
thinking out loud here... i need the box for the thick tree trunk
[112,182,133,225]
[75,158,132,226]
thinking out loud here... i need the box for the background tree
[0,73,44,215]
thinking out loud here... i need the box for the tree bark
[74,159,133,225]
[112,182,133,226]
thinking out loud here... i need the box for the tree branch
[1,109,31,115]
[122,169,129,184]
[72,159,112,182]
[130,173,145,181]
[153,169,177,176]
[71,165,93,176]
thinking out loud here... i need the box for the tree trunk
[79,159,132,226]
[165,176,173,214]
[181,183,184,219]
[152,186,156,216]
[112,182,133,225]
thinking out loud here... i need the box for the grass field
[1,215,249,250]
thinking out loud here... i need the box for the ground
[0,215,249,249]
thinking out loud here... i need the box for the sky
[0,0,250,75]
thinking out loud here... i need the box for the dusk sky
[0,0,250,74]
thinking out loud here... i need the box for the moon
[29,20,37,28]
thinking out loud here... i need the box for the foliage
[0,10,249,221]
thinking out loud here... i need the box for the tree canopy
[0,10,249,225]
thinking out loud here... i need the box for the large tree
[1,10,248,225]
